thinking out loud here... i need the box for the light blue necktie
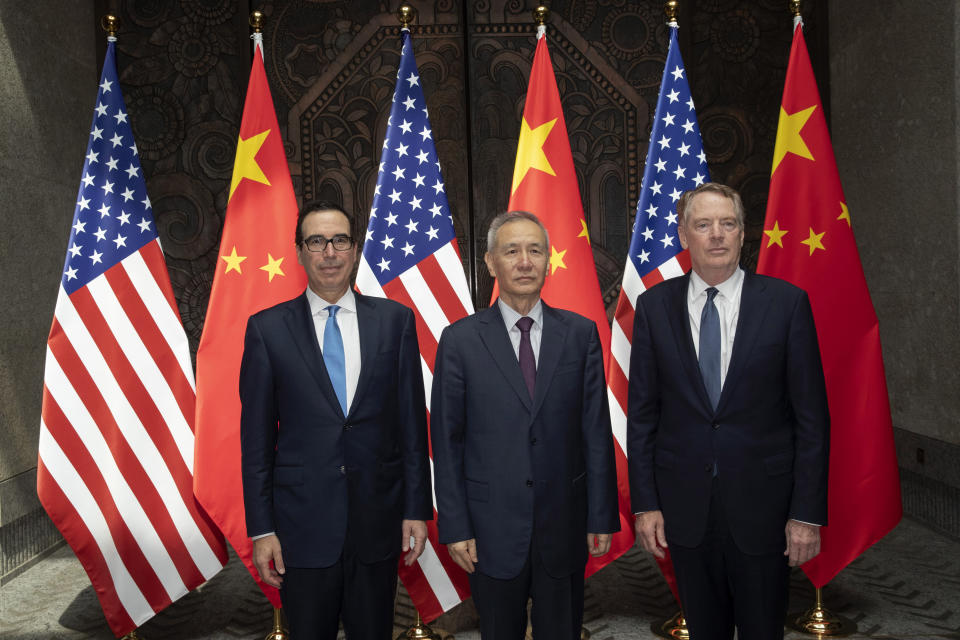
[323,305,348,415]
[699,287,721,409]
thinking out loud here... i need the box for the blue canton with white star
[362,31,456,284]
[631,27,710,277]
[61,41,156,295]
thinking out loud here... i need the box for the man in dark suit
[627,183,830,640]
[240,200,432,640]
[430,210,620,639]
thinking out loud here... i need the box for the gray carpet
[1,517,957,639]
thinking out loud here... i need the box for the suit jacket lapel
[283,293,344,416]
[530,303,567,418]
[350,292,379,417]
[717,272,770,413]
[478,303,532,412]
[664,274,714,412]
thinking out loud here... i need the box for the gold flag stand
[397,612,442,640]
[120,631,143,640]
[651,610,689,639]
[264,607,289,640]
[786,587,855,637]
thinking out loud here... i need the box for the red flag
[38,40,226,637]
[194,41,305,607]
[500,34,635,576]
[757,23,901,587]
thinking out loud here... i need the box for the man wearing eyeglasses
[239,200,432,640]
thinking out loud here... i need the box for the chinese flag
[757,24,901,587]
[194,43,305,606]
[500,34,634,577]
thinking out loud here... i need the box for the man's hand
[785,519,821,567]
[447,539,478,574]
[252,534,285,588]
[587,533,611,557]
[401,519,428,566]
[634,511,668,559]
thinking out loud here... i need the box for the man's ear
[484,252,496,278]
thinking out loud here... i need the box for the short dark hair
[295,199,353,246]
[486,210,550,252]
[676,183,745,228]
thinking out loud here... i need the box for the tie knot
[706,287,718,302]
[326,304,340,318]
[516,316,534,333]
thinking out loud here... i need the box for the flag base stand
[651,610,690,639]
[396,613,443,640]
[786,587,855,636]
[264,607,289,640]
[121,631,143,640]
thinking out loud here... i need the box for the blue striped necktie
[323,305,348,415]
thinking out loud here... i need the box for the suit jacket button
[712,423,720,430]
[526,479,533,487]
[530,437,537,445]
[344,424,352,431]
[339,465,346,475]
[704,464,712,473]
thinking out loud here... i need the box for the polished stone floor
[1,517,958,639]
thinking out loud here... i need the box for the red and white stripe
[356,240,473,618]
[38,241,226,634]
[607,252,690,458]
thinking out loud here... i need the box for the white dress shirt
[497,298,543,366]
[687,268,744,390]
[306,287,361,410]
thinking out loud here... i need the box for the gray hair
[486,210,550,252]
[677,183,745,228]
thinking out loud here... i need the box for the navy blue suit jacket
[627,272,829,554]
[240,291,432,568]
[430,301,620,580]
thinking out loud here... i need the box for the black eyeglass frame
[301,234,355,252]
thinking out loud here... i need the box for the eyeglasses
[302,234,355,252]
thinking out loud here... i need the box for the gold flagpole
[390,7,442,640]
[781,2,855,636]
[247,12,290,640]
[647,4,687,640]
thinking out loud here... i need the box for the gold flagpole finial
[249,10,264,33]
[397,4,416,29]
[100,14,119,38]
[789,0,802,18]
[664,1,679,24]
[532,6,550,26]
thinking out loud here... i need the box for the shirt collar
[689,267,743,302]
[306,287,357,316]
[497,297,543,330]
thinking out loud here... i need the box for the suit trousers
[468,544,584,640]
[669,478,790,640]
[280,536,398,640]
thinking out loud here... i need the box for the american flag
[608,25,708,579]
[609,25,709,424]
[355,30,473,621]
[37,40,226,637]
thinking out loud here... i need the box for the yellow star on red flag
[771,105,816,175]
[259,253,285,281]
[511,117,557,194]
[220,246,247,274]
[764,221,788,248]
[229,129,272,199]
